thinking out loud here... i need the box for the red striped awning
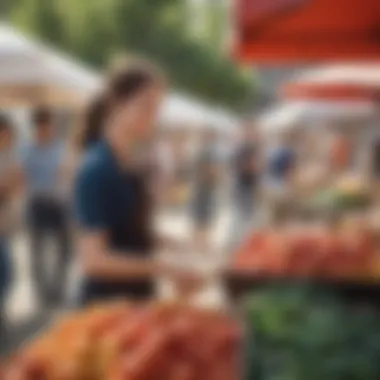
[282,83,380,101]
[282,65,380,101]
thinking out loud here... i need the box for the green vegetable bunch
[311,189,370,213]
[245,285,380,380]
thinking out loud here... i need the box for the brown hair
[32,106,54,127]
[75,58,164,151]
[0,112,14,135]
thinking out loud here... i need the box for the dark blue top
[269,146,295,180]
[74,141,154,303]
[233,143,258,189]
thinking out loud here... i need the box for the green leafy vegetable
[245,285,380,380]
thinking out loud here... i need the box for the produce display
[233,223,380,281]
[310,176,371,213]
[245,285,380,380]
[2,302,241,380]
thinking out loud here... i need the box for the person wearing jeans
[191,129,221,253]
[22,107,71,307]
[26,196,71,305]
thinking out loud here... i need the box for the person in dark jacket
[228,121,261,249]
[266,130,297,224]
[191,129,221,252]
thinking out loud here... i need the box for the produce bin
[241,284,380,380]
[1,302,244,380]
[224,222,380,308]
[224,271,380,308]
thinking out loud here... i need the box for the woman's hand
[158,260,206,299]
[157,235,197,255]
[170,268,205,298]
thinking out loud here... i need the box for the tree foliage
[8,0,253,110]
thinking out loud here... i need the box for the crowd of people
[0,58,302,339]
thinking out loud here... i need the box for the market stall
[227,2,380,378]
[280,65,380,154]
[225,218,380,300]
[227,97,380,303]
[223,217,380,380]
[258,99,377,222]
[280,65,380,208]
[225,81,380,305]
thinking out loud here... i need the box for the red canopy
[234,0,380,63]
[282,65,380,101]
[283,83,379,101]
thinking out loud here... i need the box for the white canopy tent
[259,100,378,133]
[160,94,208,127]
[0,23,100,106]
[208,108,237,131]
[0,24,236,132]
[0,25,100,90]
[160,94,237,131]
[290,64,380,87]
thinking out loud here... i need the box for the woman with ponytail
[74,59,202,304]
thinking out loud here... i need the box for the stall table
[224,271,380,308]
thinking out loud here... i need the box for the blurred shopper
[228,121,261,249]
[266,130,297,223]
[330,132,353,174]
[191,129,221,252]
[153,130,176,207]
[22,107,71,306]
[172,131,191,209]
[74,60,202,305]
[0,114,23,330]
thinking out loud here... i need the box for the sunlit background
[2,1,380,379]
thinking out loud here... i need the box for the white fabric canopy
[0,24,100,93]
[291,64,380,87]
[259,100,378,132]
[0,24,236,130]
[160,93,237,131]
[160,94,207,126]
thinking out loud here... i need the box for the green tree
[0,0,14,18]
[11,0,66,48]
[9,0,254,110]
